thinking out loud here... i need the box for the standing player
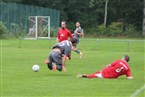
[73,22,84,58]
[57,21,83,59]
[56,21,73,42]
[77,55,133,79]
[44,38,78,72]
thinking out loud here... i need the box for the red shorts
[93,72,116,78]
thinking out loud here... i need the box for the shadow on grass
[44,73,73,77]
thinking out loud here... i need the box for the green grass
[0,38,145,97]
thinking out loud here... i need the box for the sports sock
[74,50,80,54]
[87,74,97,78]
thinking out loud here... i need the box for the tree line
[2,0,144,37]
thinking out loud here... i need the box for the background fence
[0,2,60,36]
[78,39,144,52]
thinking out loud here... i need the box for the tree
[104,0,108,27]
[2,0,22,3]
[1,0,144,35]
[143,0,145,36]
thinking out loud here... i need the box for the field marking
[84,38,145,41]
[130,84,145,97]
[40,38,145,42]
[0,40,2,97]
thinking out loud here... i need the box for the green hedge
[85,22,143,38]
[0,21,8,38]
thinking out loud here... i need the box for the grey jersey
[73,27,82,39]
[56,40,72,56]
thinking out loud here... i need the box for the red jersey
[101,59,131,78]
[57,28,73,42]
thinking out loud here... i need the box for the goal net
[25,16,50,40]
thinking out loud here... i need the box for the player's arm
[74,28,83,36]
[126,70,133,79]
[56,38,59,42]
[62,55,67,72]
[44,59,49,64]
[56,29,60,42]
[56,34,60,42]
[62,48,71,72]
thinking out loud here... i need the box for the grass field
[0,38,145,97]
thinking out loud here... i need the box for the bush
[88,22,143,38]
[50,28,56,37]
[97,24,107,35]
[108,22,123,36]
[0,21,8,38]
[124,24,142,38]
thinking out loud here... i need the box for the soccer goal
[25,16,50,40]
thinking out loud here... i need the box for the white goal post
[25,16,50,40]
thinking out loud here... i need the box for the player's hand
[127,76,133,79]
[74,31,79,34]
[62,66,67,72]
[56,38,59,43]
[44,59,49,64]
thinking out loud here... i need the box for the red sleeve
[126,69,131,77]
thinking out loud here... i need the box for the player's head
[122,55,130,62]
[61,21,66,29]
[70,38,78,46]
[76,22,80,27]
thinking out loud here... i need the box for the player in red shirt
[77,55,133,79]
[56,21,83,59]
[56,21,73,42]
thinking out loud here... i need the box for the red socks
[87,74,97,78]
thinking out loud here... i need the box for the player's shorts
[102,72,117,78]
[48,50,62,71]
[94,71,104,78]
[76,38,80,45]
[94,71,116,79]
[101,67,117,78]
[73,37,80,46]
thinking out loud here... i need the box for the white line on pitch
[130,84,145,97]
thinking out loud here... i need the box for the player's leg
[77,74,87,78]
[77,74,97,78]
[45,51,57,71]
[72,42,83,59]
[77,71,103,78]
[87,71,102,78]
[52,52,63,71]
[76,38,80,48]
[46,56,53,70]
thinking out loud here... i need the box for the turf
[0,38,144,97]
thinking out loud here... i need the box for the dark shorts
[48,50,62,71]
[74,38,80,47]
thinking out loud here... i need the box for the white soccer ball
[32,64,40,72]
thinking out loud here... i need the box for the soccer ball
[32,64,40,72]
